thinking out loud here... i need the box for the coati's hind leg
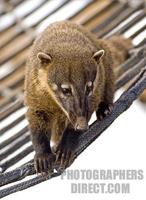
[55,128,81,172]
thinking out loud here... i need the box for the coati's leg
[96,36,131,120]
[51,118,78,171]
[96,101,113,121]
[32,129,55,174]
[27,110,55,174]
[96,66,115,120]
[50,118,77,171]
[55,128,81,171]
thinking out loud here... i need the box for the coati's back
[28,20,98,60]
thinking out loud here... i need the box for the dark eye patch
[61,87,72,96]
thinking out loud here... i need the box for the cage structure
[0,0,146,198]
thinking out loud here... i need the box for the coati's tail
[139,90,146,102]
[108,35,133,67]
[109,36,146,104]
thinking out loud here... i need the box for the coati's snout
[55,84,91,131]
[75,116,89,131]
[49,82,92,131]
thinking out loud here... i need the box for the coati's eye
[62,88,72,96]
[61,84,72,96]
[86,81,93,96]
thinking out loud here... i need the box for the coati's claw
[34,153,55,175]
[96,102,113,121]
[54,129,79,171]
[55,145,75,171]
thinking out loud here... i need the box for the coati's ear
[37,52,52,65]
[92,50,104,63]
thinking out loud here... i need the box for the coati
[24,20,132,174]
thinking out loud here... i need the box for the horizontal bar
[116,57,146,90]
[0,126,28,150]
[0,145,34,173]
[0,133,30,161]
[0,0,47,32]
[0,114,25,135]
[92,2,128,33]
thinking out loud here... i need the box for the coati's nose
[75,116,89,131]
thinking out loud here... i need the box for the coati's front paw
[34,153,55,175]
[55,145,75,172]
[96,102,113,121]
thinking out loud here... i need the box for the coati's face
[37,50,104,131]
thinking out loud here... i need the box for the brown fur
[24,21,132,173]
[139,90,146,102]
